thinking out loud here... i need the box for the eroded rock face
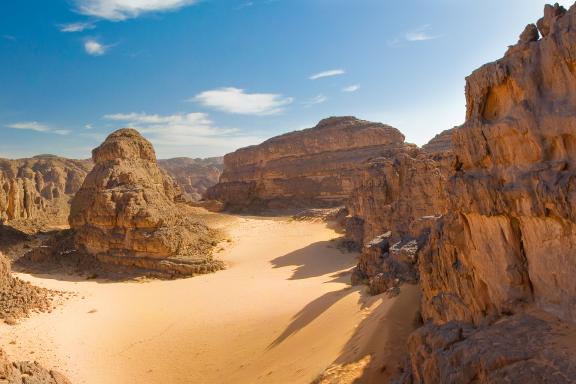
[158,157,223,201]
[396,311,576,384]
[347,132,455,294]
[206,117,410,211]
[0,156,92,231]
[420,2,576,326]
[69,129,223,275]
[398,3,576,382]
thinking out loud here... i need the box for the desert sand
[0,213,419,384]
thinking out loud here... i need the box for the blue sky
[0,0,571,159]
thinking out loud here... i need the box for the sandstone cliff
[69,128,224,276]
[206,117,411,211]
[0,156,91,231]
[158,157,223,201]
[396,3,576,382]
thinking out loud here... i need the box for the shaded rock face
[346,132,455,294]
[0,156,92,230]
[397,3,576,382]
[206,117,410,211]
[69,129,223,275]
[158,157,223,201]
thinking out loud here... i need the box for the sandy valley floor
[1,214,419,384]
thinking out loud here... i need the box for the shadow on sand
[316,285,421,383]
[270,239,357,280]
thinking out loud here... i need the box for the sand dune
[1,214,418,384]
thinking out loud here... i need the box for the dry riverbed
[1,213,419,384]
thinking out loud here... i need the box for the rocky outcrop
[206,117,412,211]
[158,157,223,201]
[421,128,455,154]
[397,3,576,382]
[0,251,55,323]
[397,311,576,384]
[0,347,70,384]
[347,131,455,294]
[69,128,224,276]
[0,156,91,231]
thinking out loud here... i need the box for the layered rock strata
[69,129,223,276]
[397,3,576,382]
[0,156,91,230]
[158,157,223,201]
[206,117,412,211]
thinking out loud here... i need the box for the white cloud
[405,25,441,42]
[342,85,360,93]
[59,22,95,32]
[303,94,327,107]
[53,129,72,135]
[102,111,263,156]
[309,69,345,80]
[73,0,199,21]
[6,122,70,135]
[193,87,293,115]
[84,39,107,55]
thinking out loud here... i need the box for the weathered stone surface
[206,116,411,211]
[0,155,92,230]
[420,2,576,326]
[0,347,70,384]
[346,132,454,294]
[69,128,224,275]
[397,4,576,382]
[395,311,576,384]
[158,157,223,201]
[0,251,54,322]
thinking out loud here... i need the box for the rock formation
[347,130,455,294]
[69,128,224,276]
[0,251,54,323]
[0,347,71,384]
[393,3,576,382]
[206,117,411,211]
[158,157,223,201]
[0,156,91,231]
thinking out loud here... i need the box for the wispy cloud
[84,39,107,55]
[192,87,293,115]
[342,85,360,93]
[73,0,199,21]
[102,111,263,154]
[59,22,95,32]
[303,94,327,107]
[309,69,345,80]
[2,35,16,42]
[405,25,441,42]
[7,122,70,135]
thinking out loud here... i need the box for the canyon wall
[206,116,413,211]
[397,3,576,382]
[0,156,91,230]
[158,157,223,201]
